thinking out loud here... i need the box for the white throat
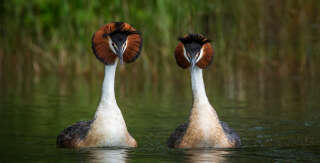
[100,61,118,105]
[191,66,209,105]
[91,60,129,147]
[189,66,226,145]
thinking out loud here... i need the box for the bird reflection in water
[86,148,128,163]
[184,149,230,163]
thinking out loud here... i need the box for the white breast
[89,102,129,147]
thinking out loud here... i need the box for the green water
[1,63,320,162]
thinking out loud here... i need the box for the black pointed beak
[187,51,199,68]
[190,56,197,67]
[116,48,124,64]
[115,43,125,64]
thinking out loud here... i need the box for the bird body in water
[167,34,241,148]
[56,22,142,148]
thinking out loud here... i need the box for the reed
[1,0,319,79]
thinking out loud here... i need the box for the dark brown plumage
[197,42,213,69]
[167,123,188,148]
[92,22,142,65]
[123,33,143,63]
[56,120,93,148]
[220,121,241,147]
[174,42,190,69]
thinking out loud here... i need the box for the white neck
[188,66,228,147]
[90,60,129,147]
[189,66,227,145]
[191,66,209,105]
[100,61,118,106]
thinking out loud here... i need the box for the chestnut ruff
[174,34,213,69]
[92,22,143,65]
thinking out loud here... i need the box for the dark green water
[1,64,320,162]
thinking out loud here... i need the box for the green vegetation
[1,0,320,78]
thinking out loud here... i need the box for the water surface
[0,66,319,162]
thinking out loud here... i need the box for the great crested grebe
[167,34,241,148]
[57,22,142,148]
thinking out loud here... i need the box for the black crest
[178,33,211,45]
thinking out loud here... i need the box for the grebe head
[174,34,213,69]
[92,22,143,65]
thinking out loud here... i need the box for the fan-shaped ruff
[197,43,214,69]
[176,34,213,69]
[92,31,117,65]
[123,34,143,63]
[91,22,141,65]
[175,42,190,69]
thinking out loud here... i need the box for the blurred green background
[1,1,320,162]
[1,0,319,81]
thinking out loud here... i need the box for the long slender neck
[189,67,231,147]
[100,61,118,106]
[90,60,130,146]
[191,66,209,105]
